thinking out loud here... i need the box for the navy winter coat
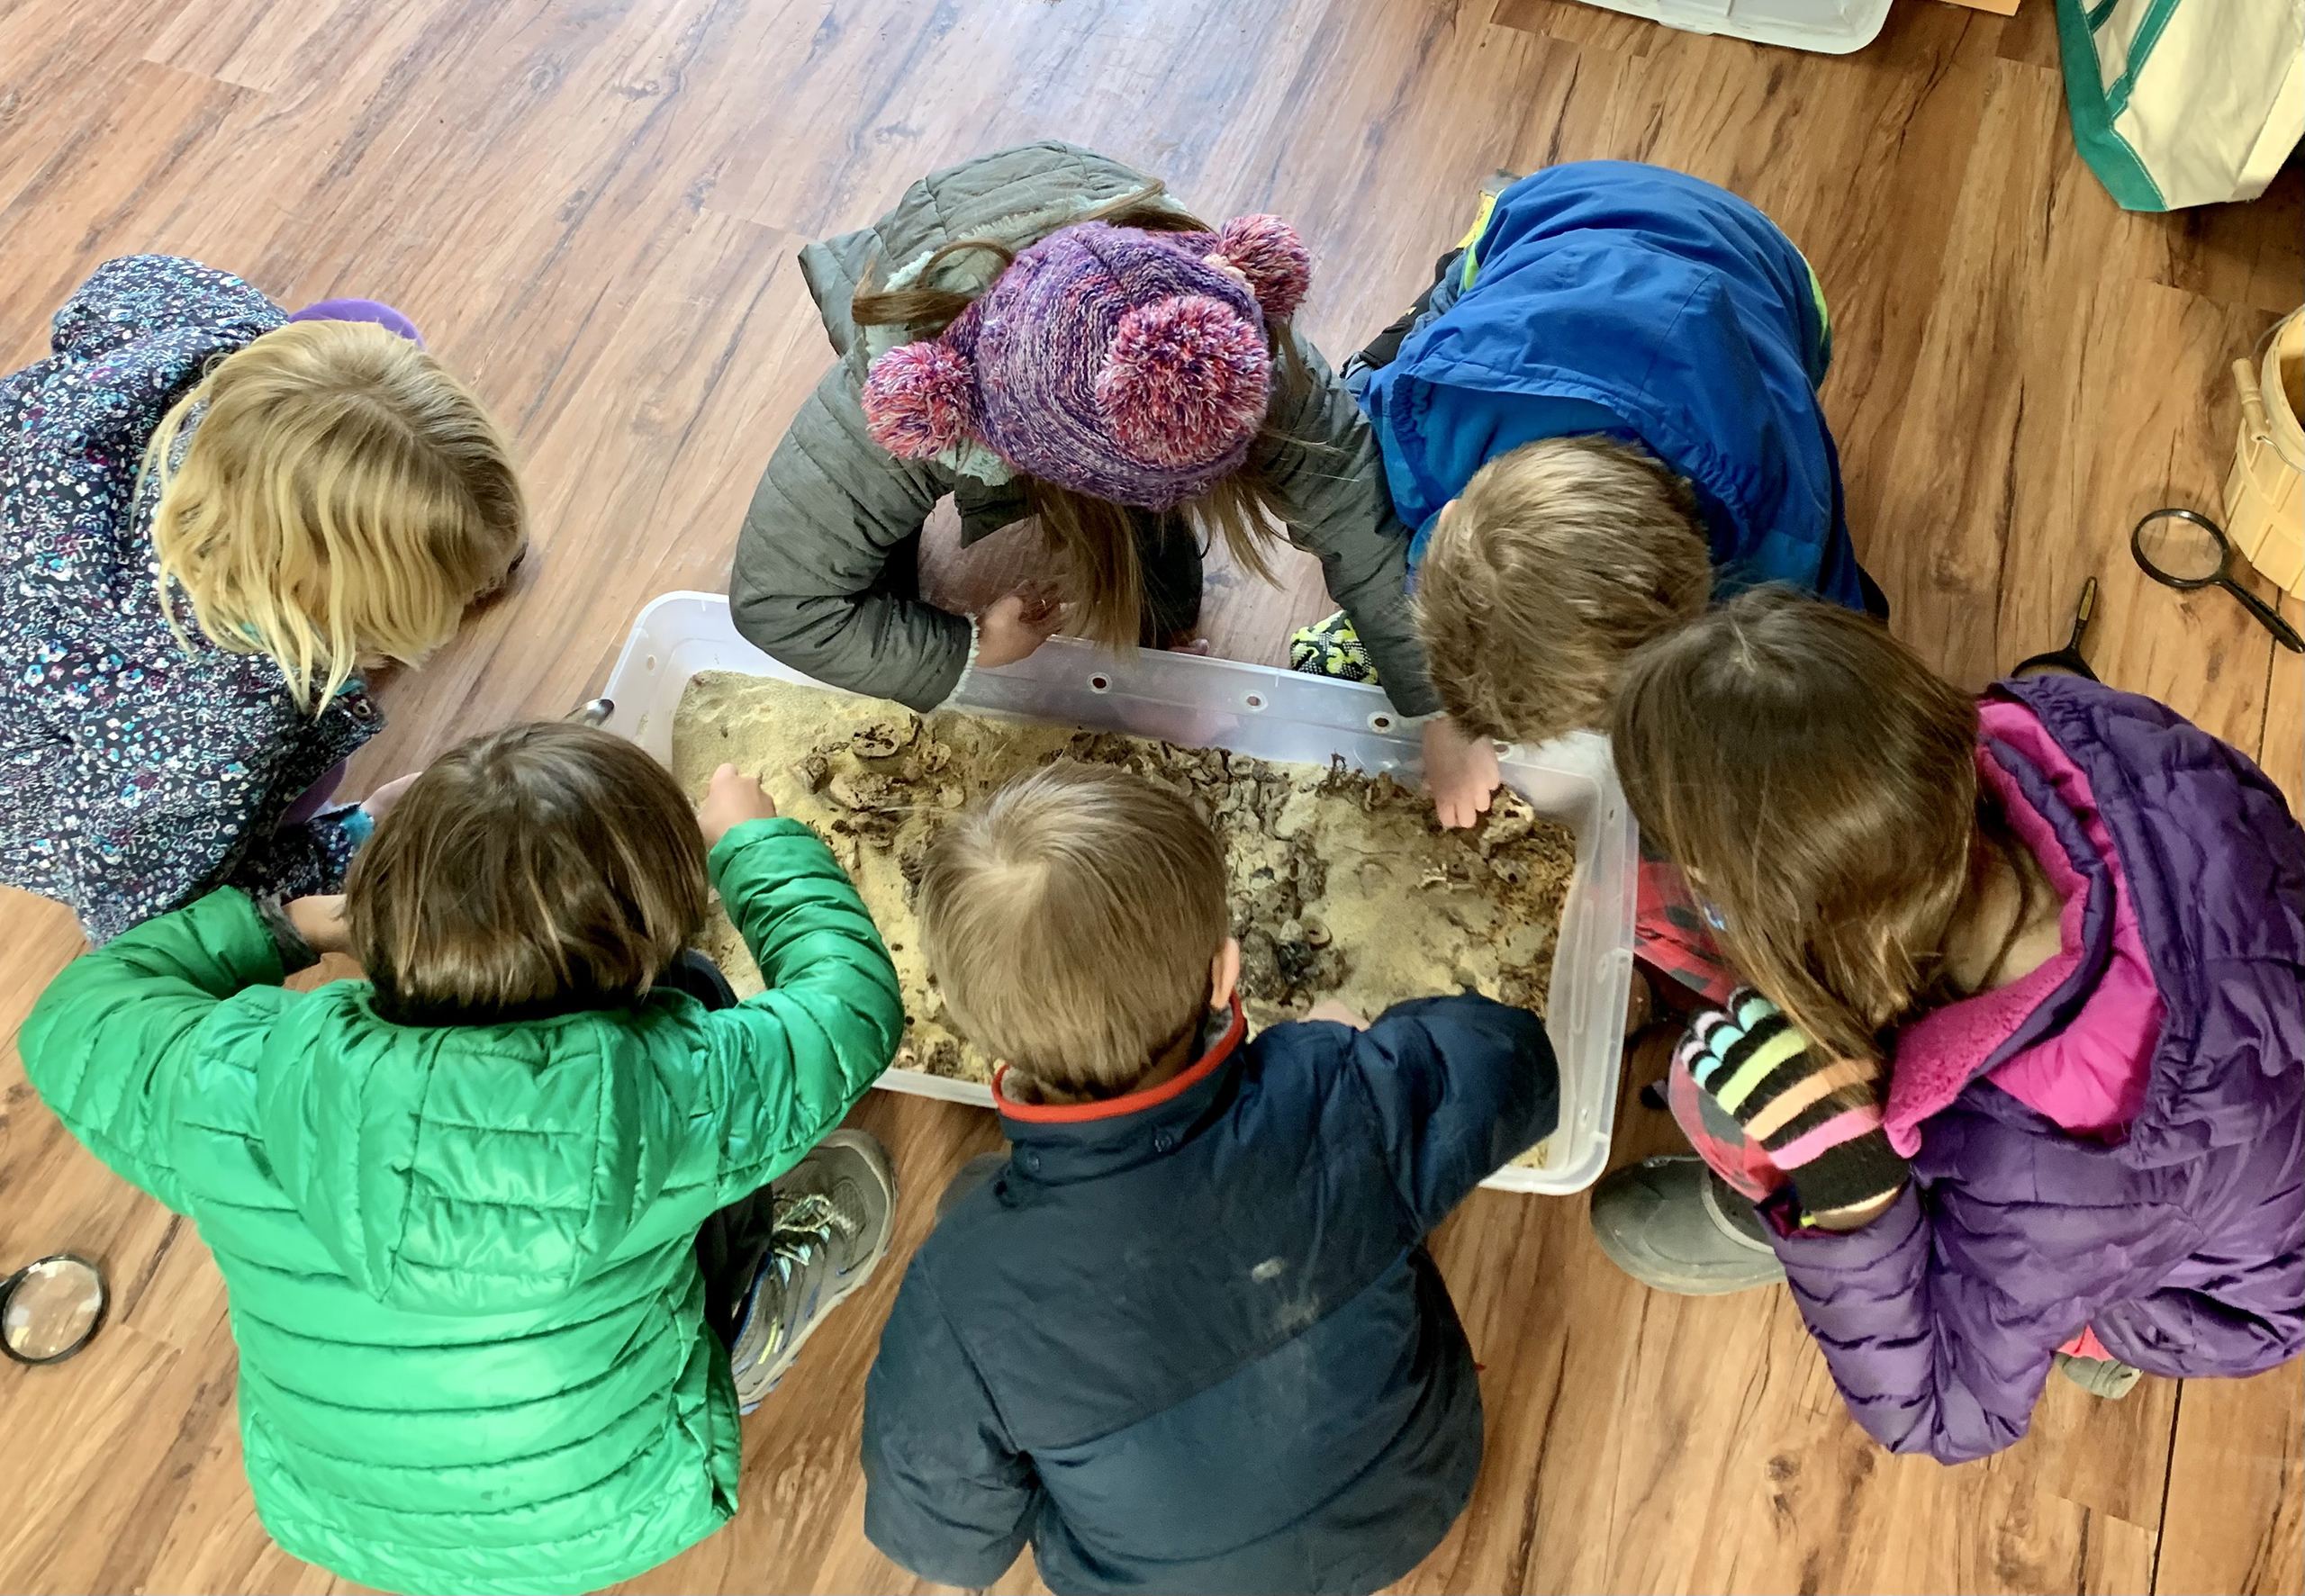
[861,994,1557,1595]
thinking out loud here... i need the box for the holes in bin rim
[1243,691,1267,711]
[644,654,658,672]
[1087,672,1112,694]
[1369,711,1396,733]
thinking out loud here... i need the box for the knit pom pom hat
[861,215,1311,511]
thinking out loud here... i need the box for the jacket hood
[1991,676,2305,1170]
[252,985,710,1314]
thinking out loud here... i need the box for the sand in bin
[672,670,1577,1168]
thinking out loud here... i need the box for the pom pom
[1095,294,1270,468]
[862,338,977,459]
[1213,214,1311,322]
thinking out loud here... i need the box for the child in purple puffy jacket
[1593,588,2303,1463]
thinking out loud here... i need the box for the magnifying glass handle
[2222,576,2305,653]
[2066,577,2097,652]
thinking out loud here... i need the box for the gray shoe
[729,1129,896,1411]
[1589,1154,1786,1296]
[2054,1349,2144,1399]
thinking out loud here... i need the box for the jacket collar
[994,996,1245,1124]
[1883,705,2125,1148]
[990,999,1247,1186]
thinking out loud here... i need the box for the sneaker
[728,1129,896,1411]
[2054,1350,2144,1399]
[1452,169,1524,253]
[1288,610,1380,683]
[1588,1154,1786,1296]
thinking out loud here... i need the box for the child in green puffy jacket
[20,722,908,1595]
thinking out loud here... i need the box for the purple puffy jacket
[1773,675,2305,1463]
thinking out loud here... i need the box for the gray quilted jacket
[728,141,1438,716]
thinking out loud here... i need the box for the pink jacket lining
[1882,700,2165,1156]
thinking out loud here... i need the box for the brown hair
[1610,588,1980,1064]
[915,761,1229,1097]
[850,182,1303,649]
[146,320,526,713]
[1415,436,1711,744]
[347,722,708,1025]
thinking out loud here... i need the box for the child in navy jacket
[860,761,1557,1596]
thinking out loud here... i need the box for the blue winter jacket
[1361,161,1873,610]
[860,994,1557,1595]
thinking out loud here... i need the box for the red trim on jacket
[993,997,1247,1124]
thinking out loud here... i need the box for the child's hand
[976,585,1066,670]
[1304,998,1369,1030]
[1677,988,1906,1222]
[286,895,353,956]
[700,763,777,849]
[1424,714,1501,829]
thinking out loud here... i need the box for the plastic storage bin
[601,591,1639,1195]
[1574,0,1893,54]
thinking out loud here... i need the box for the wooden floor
[2,0,2300,1591]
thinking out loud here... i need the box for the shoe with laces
[728,1129,896,1412]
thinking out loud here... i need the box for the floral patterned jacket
[2,255,376,943]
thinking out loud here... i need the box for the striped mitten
[1677,987,1908,1217]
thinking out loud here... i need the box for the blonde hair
[1415,436,1710,744]
[144,320,526,711]
[348,722,708,1025]
[916,761,1229,1097]
[1610,589,1981,1064]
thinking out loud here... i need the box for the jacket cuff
[935,613,984,708]
[1769,1177,1924,1265]
[1345,614,1443,718]
[705,816,823,886]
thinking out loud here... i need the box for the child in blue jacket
[1300,161,1886,997]
[1296,161,1882,748]
[860,762,1557,1595]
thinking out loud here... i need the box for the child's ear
[1209,936,1243,1012]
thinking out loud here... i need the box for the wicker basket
[2225,308,2304,600]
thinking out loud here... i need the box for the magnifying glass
[2131,509,2304,654]
[0,1255,108,1366]
[2012,578,2102,681]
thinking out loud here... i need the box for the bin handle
[2237,316,2305,473]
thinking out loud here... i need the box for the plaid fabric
[1637,852,1739,1004]
[1667,1049,1784,1202]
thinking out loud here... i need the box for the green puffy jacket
[20,818,904,1595]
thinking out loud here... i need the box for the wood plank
[1999,281,2280,749]
[2156,1364,2305,1596]
[1,2,2299,1593]
[2262,593,2305,811]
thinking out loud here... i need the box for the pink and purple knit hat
[860,216,1311,512]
